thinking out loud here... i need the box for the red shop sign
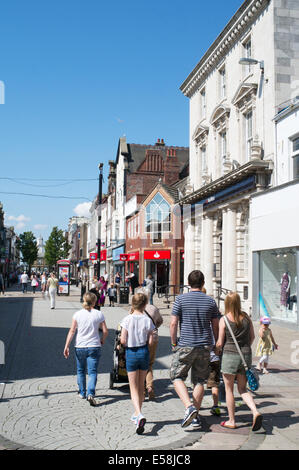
[89,253,98,261]
[128,252,139,261]
[100,250,107,261]
[120,254,128,261]
[144,250,171,260]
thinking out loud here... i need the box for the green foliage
[44,227,70,269]
[16,231,38,270]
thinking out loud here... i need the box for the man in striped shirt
[170,270,220,429]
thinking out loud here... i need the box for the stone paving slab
[1,285,299,451]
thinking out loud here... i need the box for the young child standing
[120,293,155,435]
[256,316,278,374]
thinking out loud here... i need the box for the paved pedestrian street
[1,286,299,451]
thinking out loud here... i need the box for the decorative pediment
[192,123,209,141]
[210,104,230,126]
[232,82,258,109]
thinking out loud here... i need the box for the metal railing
[157,284,190,307]
[216,287,232,307]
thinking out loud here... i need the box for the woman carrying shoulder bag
[216,292,262,431]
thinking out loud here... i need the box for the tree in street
[16,231,38,273]
[44,227,71,270]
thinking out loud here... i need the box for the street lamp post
[97,163,103,280]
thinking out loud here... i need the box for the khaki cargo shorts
[170,346,211,386]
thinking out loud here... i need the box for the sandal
[220,421,237,429]
[252,414,263,432]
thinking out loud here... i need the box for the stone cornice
[180,0,270,98]
[180,159,271,205]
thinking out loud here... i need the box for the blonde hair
[131,292,148,313]
[83,292,97,311]
[225,292,247,328]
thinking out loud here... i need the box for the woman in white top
[120,292,155,434]
[63,292,108,406]
[41,272,47,293]
[31,274,38,294]
[47,272,58,309]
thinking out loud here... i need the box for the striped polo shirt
[172,290,220,347]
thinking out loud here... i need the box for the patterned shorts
[170,346,211,386]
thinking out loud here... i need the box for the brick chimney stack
[163,147,180,185]
[156,138,165,147]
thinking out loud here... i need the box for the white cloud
[34,224,48,230]
[6,214,31,223]
[73,202,92,218]
[15,222,26,230]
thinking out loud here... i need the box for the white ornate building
[180,0,299,313]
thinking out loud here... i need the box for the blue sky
[0,0,242,241]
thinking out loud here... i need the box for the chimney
[156,138,165,147]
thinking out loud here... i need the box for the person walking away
[31,274,39,294]
[0,272,5,295]
[21,272,29,293]
[141,291,163,400]
[200,286,221,416]
[129,272,140,296]
[63,292,108,406]
[114,271,121,300]
[120,292,155,434]
[143,274,154,305]
[47,272,58,309]
[256,316,278,374]
[41,272,47,294]
[216,292,262,431]
[169,270,220,429]
[108,284,117,307]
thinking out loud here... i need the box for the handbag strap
[224,316,248,371]
[144,309,156,328]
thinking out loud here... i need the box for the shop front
[112,244,125,281]
[144,250,171,293]
[256,248,298,324]
[251,181,299,328]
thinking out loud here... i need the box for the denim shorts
[125,345,149,372]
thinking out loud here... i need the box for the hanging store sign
[89,253,98,261]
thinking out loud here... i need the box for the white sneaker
[136,414,146,435]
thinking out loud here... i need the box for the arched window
[146,192,171,243]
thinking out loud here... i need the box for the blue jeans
[75,347,101,397]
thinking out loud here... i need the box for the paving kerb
[0,285,299,450]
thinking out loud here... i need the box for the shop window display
[259,248,298,323]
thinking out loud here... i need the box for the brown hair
[131,292,148,313]
[225,292,247,327]
[188,270,205,289]
[83,292,97,311]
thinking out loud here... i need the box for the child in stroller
[109,324,128,389]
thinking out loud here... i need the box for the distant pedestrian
[216,292,263,431]
[0,272,5,295]
[21,272,29,293]
[47,272,58,309]
[120,292,155,434]
[169,270,220,429]
[129,272,140,296]
[31,274,39,294]
[143,274,154,305]
[41,272,47,294]
[63,292,108,406]
[107,284,117,307]
[255,316,278,374]
[114,271,121,298]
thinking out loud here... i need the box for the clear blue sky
[0,0,242,241]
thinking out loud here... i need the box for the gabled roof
[116,137,189,174]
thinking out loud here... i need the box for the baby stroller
[109,324,129,389]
